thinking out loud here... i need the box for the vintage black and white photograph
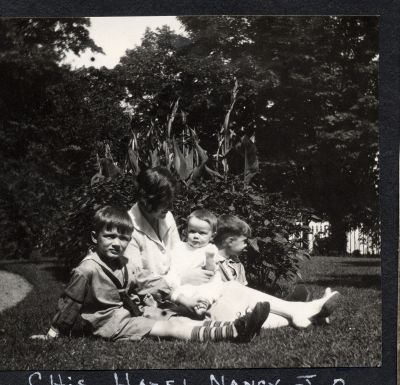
[0,16,381,369]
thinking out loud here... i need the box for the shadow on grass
[339,260,381,267]
[304,273,381,289]
[40,264,70,283]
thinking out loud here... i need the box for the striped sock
[202,320,232,327]
[190,324,237,342]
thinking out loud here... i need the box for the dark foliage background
[41,175,309,293]
[0,17,379,289]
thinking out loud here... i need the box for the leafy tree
[0,18,133,259]
[117,26,232,153]
[0,18,101,121]
[116,25,273,189]
[115,16,379,253]
[0,19,311,291]
[178,16,379,253]
[1,16,379,260]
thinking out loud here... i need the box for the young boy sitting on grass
[30,206,270,343]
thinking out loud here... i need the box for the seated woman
[125,167,340,329]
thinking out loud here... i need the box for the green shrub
[173,176,310,293]
[0,166,62,260]
[41,174,310,293]
[41,175,139,268]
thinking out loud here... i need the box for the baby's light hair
[93,206,134,236]
[188,209,218,233]
[214,214,251,246]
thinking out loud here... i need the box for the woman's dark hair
[93,206,134,235]
[137,167,177,212]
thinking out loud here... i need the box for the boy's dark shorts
[111,305,175,341]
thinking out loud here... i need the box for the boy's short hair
[188,209,218,233]
[93,206,134,236]
[137,167,177,212]
[214,215,251,246]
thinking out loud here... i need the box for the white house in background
[307,221,380,255]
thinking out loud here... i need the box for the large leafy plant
[126,98,214,184]
[43,174,310,293]
[120,79,259,187]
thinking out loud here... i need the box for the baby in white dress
[169,209,223,316]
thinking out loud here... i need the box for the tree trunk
[328,216,347,255]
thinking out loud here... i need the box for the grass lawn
[0,256,381,369]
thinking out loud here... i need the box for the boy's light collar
[216,254,240,263]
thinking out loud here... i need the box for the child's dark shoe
[234,301,270,342]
